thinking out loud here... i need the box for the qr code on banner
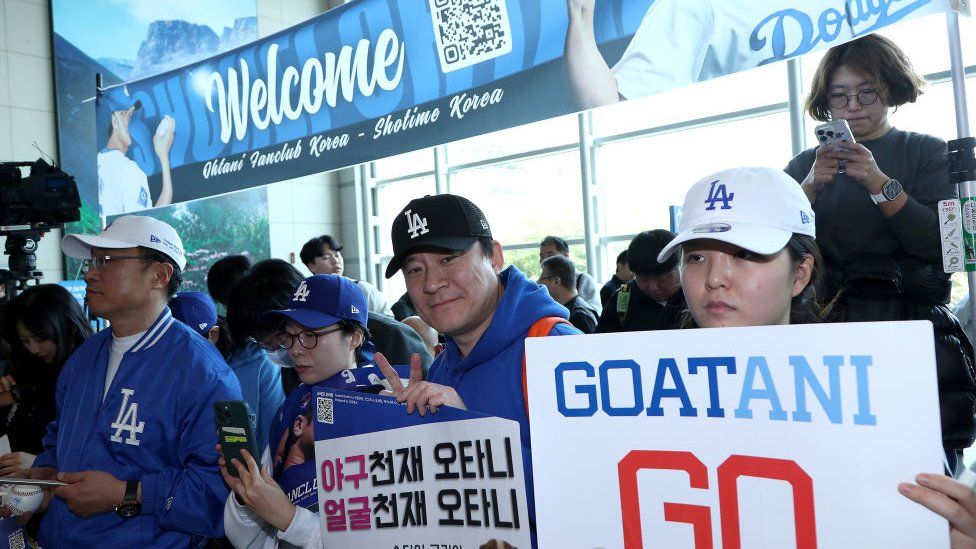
[317,396,334,425]
[429,0,513,73]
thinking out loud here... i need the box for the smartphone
[814,119,855,147]
[214,400,261,477]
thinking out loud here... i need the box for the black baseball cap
[384,194,492,279]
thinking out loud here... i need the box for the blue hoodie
[426,265,581,539]
[226,340,285,453]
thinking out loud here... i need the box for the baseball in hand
[4,484,43,515]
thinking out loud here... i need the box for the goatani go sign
[526,322,948,548]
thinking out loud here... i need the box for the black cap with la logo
[384,194,492,278]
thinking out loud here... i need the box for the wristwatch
[870,178,903,204]
[115,480,141,518]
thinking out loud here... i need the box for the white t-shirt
[104,330,145,399]
[356,279,393,317]
[611,0,859,100]
[98,149,152,217]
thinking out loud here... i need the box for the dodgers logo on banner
[93,0,941,211]
[525,321,947,548]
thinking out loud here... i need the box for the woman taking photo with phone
[220,274,407,548]
[784,34,976,468]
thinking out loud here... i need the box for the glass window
[451,151,584,247]
[445,115,579,166]
[596,111,793,237]
[372,148,434,180]
[592,62,788,138]
[375,176,436,257]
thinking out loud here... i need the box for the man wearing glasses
[23,215,242,547]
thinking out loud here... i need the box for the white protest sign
[314,389,531,548]
[526,321,947,548]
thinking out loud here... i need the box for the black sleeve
[569,310,597,335]
[595,291,622,333]
[784,149,815,184]
[883,136,955,261]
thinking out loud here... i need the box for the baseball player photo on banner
[526,321,948,548]
[314,389,531,548]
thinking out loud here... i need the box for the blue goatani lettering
[688,357,735,418]
[791,355,843,424]
[735,356,788,421]
[647,358,697,417]
[851,355,877,426]
[599,360,644,416]
[555,362,596,417]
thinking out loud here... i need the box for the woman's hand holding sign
[900,474,976,548]
[376,352,465,416]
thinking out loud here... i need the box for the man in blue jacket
[378,194,581,545]
[23,215,242,547]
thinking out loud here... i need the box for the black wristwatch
[115,480,141,518]
[870,178,903,204]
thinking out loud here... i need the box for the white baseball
[4,484,43,515]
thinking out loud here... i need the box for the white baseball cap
[657,167,815,262]
[61,215,187,270]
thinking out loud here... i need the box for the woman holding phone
[784,34,975,468]
[219,274,408,548]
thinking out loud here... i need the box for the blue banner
[95,0,942,211]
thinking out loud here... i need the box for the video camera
[0,159,81,296]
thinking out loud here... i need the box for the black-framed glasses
[81,255,146,273]
[827,89,879,109]
[538,274,557,283]
[278,326,343,350]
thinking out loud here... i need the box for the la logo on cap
[704,180,734,211]
[405,209,429,239]
[293,281,310,302]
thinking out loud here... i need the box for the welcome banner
[525,321,946,548]
[96,0,942,211]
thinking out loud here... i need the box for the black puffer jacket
[828,255,976,449]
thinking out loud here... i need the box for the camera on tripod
[0,159,81,296]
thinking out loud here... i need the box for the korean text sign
[314,389,531,548]
[526,321,947,548]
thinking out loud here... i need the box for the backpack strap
[522,317,571,418]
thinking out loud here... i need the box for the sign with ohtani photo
[526,321,948,548]
[314,389,531,549]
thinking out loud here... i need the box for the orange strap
[522,317,571,418]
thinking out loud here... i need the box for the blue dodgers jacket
[226,341,285,453]
[34,307,242,548]
[426,266,580,531]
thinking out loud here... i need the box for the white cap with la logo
[657,166,815,262]
[61,215,187,270]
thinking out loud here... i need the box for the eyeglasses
[278,326,343,350]
[827,89,880,109]
[81,254,146,273]
[538,275,557,283]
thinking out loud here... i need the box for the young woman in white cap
[656,166,823,329]
[219,274,408,548]
[664,166,972,547]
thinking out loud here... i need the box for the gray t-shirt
[784,127,953,292]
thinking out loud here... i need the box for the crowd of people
[0,33,971,547]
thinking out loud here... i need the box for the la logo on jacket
[110,388,145,446]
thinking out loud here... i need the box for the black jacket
[596,283,685,333]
